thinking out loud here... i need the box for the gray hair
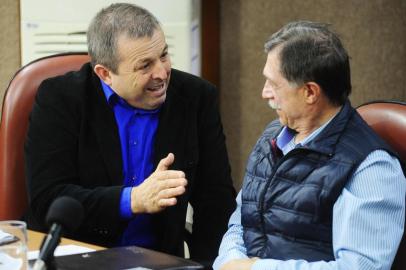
[264,21,351,105]
[87,3,161,73]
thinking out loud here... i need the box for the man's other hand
[130,153,187,214]
[220,258,258,270]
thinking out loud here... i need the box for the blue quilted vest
[241,101,395,261]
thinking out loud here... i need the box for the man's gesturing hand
[130,153,187,214]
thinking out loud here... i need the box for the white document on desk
[28,244,95,260]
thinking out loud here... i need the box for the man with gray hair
[25,3,236,267]
[213,21,405,270]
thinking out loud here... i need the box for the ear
[303,82,321,105]
[93,64,113,85]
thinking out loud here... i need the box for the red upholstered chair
[357,100,406,270]
[0,53,90,220]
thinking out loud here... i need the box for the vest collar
[304,100,354,155]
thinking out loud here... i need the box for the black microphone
[33,196,84,270]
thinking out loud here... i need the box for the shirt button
[132,175,136,181]
[133,140,137,145]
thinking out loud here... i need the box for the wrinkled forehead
[116,29,167,62]
[263,47,283,76]
[117,27,165,47]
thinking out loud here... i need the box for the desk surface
[27,230,104,251]
[27,230,203,269]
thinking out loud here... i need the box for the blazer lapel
[153,78,190,252]
[154,79,188,171]
[88,75,123,185]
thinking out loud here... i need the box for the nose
[262,80,274,100]
[152,61,169,80]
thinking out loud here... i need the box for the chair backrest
[0,53,90,220]
[357,100,406,270]
[357,101,406,161]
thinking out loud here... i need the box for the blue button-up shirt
[101,80,160,248]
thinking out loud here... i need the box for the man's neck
[294,105,341,144]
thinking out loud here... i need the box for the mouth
[146,82,167,97]
[147,83,164,91]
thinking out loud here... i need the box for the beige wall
[0,0,405,189]
[220,0,406,188]
[0,0,20,107]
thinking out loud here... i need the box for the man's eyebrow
[264,74,277,85]
[263,70,272,80]
[137,57,151,65]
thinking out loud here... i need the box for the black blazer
[25,63,236,264]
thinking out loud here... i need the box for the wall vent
[20,0,201,75]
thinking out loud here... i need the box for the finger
[156,153,175,171]
[158,197,177,208]
[160,185,186,199]
[155,170,185,180]
[158,178,188,190]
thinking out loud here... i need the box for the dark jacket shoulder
[169,69,218,101]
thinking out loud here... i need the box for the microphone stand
[32,224,62,270]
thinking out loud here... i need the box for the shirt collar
[276,127,296,150]
[99,79,161,115]
[100,79,117,105]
